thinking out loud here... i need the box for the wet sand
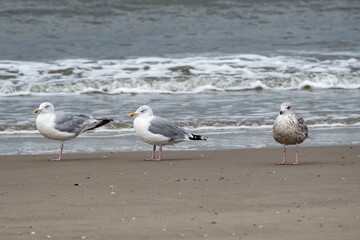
[0,145,359,240]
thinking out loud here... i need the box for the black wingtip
[97,118,113,127]
[189,134,208,141]
[87,118,113,130]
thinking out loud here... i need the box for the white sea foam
[0,54,359,95]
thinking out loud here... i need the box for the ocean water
[0,0,359,155]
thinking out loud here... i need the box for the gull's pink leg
[292,144,300,165]
[276,144,289,165]
[152,145,156,160]
[145,145,158,161]
[50,141,64,161]
[144,145,163,161]
[158,145,162,161]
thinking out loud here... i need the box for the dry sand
[0,145,359,240]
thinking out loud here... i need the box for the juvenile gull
[272,102,309,165]
[34,102,113,161]
[129,105,207,161]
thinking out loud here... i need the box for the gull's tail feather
[189,134,208,141]
[87,118,113,131]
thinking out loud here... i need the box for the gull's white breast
[133,116,171,145]
[36,113,76,141]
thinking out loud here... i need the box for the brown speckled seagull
[272,102,309,165]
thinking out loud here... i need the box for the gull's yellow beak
[34,108,41,114]
[128,112,138,117]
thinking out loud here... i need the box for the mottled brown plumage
[273,102,309,165]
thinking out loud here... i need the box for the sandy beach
[0,145,359,240]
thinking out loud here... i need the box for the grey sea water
[1,0,359,59]
[0,0,359,155]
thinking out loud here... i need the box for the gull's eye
[287,106,291,110]
[141,109,146,113]
[45,105,50,109]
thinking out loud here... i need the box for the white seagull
[272,102,309,165]
[129,105,207,161]
[34,102,113,161]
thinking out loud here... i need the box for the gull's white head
[129,105,154,118]
[34,102,55,114]
[279,102,293,115]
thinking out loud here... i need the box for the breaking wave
[1,54,359,96]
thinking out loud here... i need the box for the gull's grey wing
[148,117,190,141]
[54,112,95,135]
[296,115,309,138]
